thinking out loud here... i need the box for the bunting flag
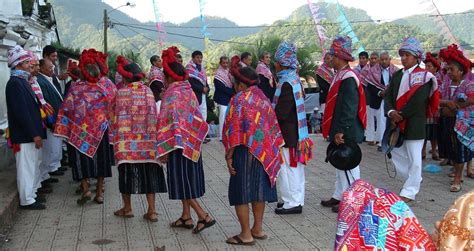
[327,0,365,55]
[198,0,211,50]
[152,0,166,51]
[307,0,328,55]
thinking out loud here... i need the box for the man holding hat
[321,35,367,213]
[6,45,46,210]
[273,41,313,214]
[383,37,438,202]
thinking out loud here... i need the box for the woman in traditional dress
[438,44,474,192]
[223,56,284,246]
[112,61,167,221]
[54,49,116,204]
[422,52,441,160]
[156,46,216,233]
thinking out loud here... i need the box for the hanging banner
[307,0,328,54]
[198,0,210,50]
[152,0,166,51]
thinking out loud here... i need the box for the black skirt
[425,124,438,141]
[118,163,167,194]
[166,149,205,200]
[438,116,472,164]
[228,146,277,206]
[69,132,113,181]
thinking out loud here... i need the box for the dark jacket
[37,74,63,117]
[316,75,330,105]
[189,77,208,105]
[213,78,235,105]
[275,82,298,148]
[384,69,433,140]
[6,76,46,144]
[258,75,276,102]
[52,75,62,95]
[329,77,364,143]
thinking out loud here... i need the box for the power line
[113,11,474,29]
[113,26,141,51]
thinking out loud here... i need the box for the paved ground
[1,135,472,250]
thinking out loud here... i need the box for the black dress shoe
[38,187,53,194]
[377,146,382,152]
[20,201,46,210]
[277,202,284,208]
[58,167,68,172]
[49,170,64,176]
[36,194,47,203]
[321,198,340,208]
[275,205,302,215]
[331,205,339,213]
[44,178,59,183]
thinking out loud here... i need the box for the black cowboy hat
[381,120,404,157]
[325,139,362,171]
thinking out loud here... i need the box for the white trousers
[366,102,386,144]
[200,94,207,121]
[278,148,305,208]
[218,105,227,140]
[332,166,361,201]
[37,130,62,188]
[155,100,161,115]
[16,143,41,205]
[391,139,424,200]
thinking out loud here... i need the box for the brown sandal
[143,212,158,222]
[77,191,92,205]
[114,208,134,218]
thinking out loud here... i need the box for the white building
[0,0,58,130]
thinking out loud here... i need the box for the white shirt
[382,67,390,86]
[387,64,417,116]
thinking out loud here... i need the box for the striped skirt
[118,163,167,194]
[228,146,277,206]
[167,149,205,200]
[69,132,113,181]
[438,116,472,164]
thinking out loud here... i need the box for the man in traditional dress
[36,59,65,188]
[353,51,369,75]
[240,52,252,67]
[147,55,166,112]
[256,51,276,101]
[213,56,234,141]
[186,50,211,143]
[42,45,68,93]
[384,37,439,202]
[273,41,314,214]
[321,35,367,213]
[315,53,335,117]
[6,45,46,209]
[361,52,399,150]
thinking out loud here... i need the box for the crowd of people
[4,32,473,248]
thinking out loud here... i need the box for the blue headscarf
[275,41,298,69]
[399,37,425,61]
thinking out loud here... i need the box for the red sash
[322,68,367,138]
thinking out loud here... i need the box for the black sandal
[192,214,216,234]
[170,218,194,229]
[226,235,255,246]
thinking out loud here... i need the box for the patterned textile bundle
[54,81,116,158]
[360,64,398,90]
[256,61,274,85]
[156,81,208,162]
[453,84,474,151]
[186,61,207,85]
[315,63,334,84]
[222,86,284,186]
[214,65,233,88]
[335,180,436,250]
[112,82,159,165]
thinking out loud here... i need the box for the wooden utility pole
[103,9,108,53]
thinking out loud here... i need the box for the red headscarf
[67,59,80,81]
[229,55,259,86]
[78,49,108,83]
[439,44,474,74]
[423,52,441,72]
[162,46,188,82]
[116,57,145,81]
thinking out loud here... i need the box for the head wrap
[27,51,39,61]
[398,37,425,61]
[328,35,354,62]
[229,55,259,86]
[67,60,80,81]
[439,44,474,74]
[162,46,188,82]
[117,60,145,82]
[78,49,108,83]
[434,190,474,250]
[423,52,441,71]
[275,41,298,69]
[8,45,32,68]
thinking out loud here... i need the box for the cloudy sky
[103,0,473,26]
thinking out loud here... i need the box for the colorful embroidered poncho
[112,82,159,165]
[360,64,398,91]
[186,61,207,85]
[156,81,209,162]
[273,69,313,165]
[223,86,284,186]
[54,80,116,158]
[147,65,165,85]
[322,68,367,139]
[450,80,474,151]
[335,180,436,250]
[315,63,335,84]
